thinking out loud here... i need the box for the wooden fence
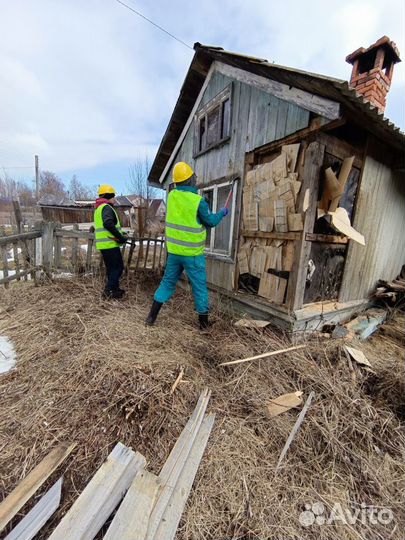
[0,222,166,289]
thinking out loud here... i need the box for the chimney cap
[346,36,401,65]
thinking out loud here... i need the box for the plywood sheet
[282,241,295,272]
[250,247,268,278]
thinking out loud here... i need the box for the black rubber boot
[199,313,210,331]
[146,300,163,326]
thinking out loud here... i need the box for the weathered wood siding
[339,150,405,301]
[163,65,310,291]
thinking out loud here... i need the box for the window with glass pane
[213,185,233,253]
[194,84,232,156]
[200,180,237,257]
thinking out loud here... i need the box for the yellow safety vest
[165,190,206,256]
[94,204,122,250]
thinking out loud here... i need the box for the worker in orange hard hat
[94,184,128,299]
[145,161,229,330]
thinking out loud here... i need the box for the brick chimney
[346,36,401,113]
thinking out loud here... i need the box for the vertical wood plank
[143,233,151,269]
[152,233,158,269]
[54,225,62,270]
[86,226,94,272]
[41,222,54,278]
[286,142,325,310]
[158,238,164,268]
[71,223,79,272]
[136,239,142,269]
[0,227,9,289]
[12,240,21,281]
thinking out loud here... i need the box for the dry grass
[0,275,404,540]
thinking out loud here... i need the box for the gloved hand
[220,207,229,217]
[118,234,128,245]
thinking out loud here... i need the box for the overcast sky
[0,0,404,194]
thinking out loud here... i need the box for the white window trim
[200,179,238,258]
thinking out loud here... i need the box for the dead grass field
[0,274,404,540]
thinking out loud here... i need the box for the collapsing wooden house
[148,37,405,332]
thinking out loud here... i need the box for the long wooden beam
[215,62,341,120]
[0,231,41,247]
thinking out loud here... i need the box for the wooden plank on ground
[219,344,306,367]
[267,391,303,417]
[0,443,75,532]
[145,390,211,540]
[103,470,160,540]
[4,477,63,540]
[152,414,216,540]
[235,319,271,329]
[48,443,145,540]
[275,391,315,472]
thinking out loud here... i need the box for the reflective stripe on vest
[165,190,206,256]
[94,204,122,250]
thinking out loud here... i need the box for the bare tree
[68,174,94,200]
[0,173,35,206]
[40,171,67,198]
[127,155,161,205]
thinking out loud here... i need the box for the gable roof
[149,43,404,185]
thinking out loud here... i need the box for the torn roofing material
[149,42,405,185]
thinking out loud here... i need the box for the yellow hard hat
[98,184,115,196]
[173,162,194,183]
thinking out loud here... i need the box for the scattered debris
[344,308,387,340]
[267,390,303,417]
[344,346,372,368]
[219,344,306,367]
[0,443,75,532]
[234,319,271,329]
[0,336,16,375]
[275,391,315,472]
[375,267,405,306]
[331,325,349,339]
[330,207,365,245]
[170,367,184,394]
[4,478,63,540]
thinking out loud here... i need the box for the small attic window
[194,84,232,157]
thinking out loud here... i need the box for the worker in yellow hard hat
[94,184,128,299]
[146,161,229,330]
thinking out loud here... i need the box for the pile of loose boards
[238,143,302,304]
[0,389,214,540]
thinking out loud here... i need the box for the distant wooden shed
[148,38,405,333]
[38,195,132,226]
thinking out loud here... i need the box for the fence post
[86,226,95,272]
[0,227,10,289]
[41,221,55,277]
[54,223,62,270]
[71,223,79,272]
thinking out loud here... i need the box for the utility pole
[35,154,40,201]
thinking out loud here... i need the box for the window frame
[193,83,233,158]
[200,178,238,260]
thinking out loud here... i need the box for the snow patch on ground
[0,336,17,374]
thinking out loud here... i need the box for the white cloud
[0,0,403,182]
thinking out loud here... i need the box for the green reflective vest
[166,190,206,256]
[94,203,122,250]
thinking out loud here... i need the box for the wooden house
[148,37,405,333]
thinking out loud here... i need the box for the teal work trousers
[154,253,209,314]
